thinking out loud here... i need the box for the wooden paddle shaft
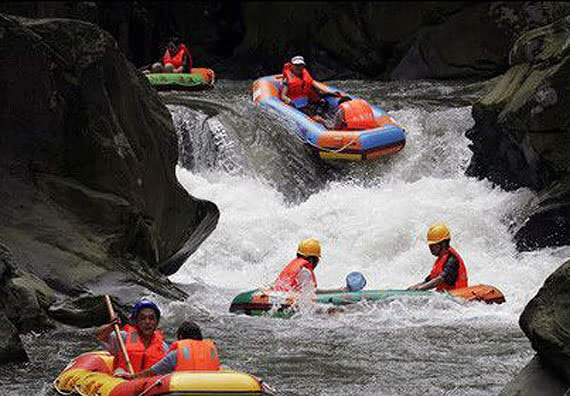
[104,295,135,375]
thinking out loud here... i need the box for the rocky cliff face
[0,14,219,362]
[500,261,570,395]
[2,2,569,80]
[466,15,570,250]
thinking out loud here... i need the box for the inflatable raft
[53,350,275,396]
[229,284,506,318]
[252,75,406,160]
[145,68,215,91]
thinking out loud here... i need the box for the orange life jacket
[429,247,468,292]
[272,257,317,292]
[338,99,378,130]
[282,62,315,104]
[162,44,192,69]
[113,325,166,373]
[169,339,221,371]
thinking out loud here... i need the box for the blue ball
[346,271,367,292]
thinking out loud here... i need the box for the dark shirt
[425,255,459,287]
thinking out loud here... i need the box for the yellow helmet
[427,224,451,245]
[297,238,321,258]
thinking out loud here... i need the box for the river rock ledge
[500,261,570,395]
[0,14,219,362]
[466,15,570,251]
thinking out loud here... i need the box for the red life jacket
[338,99,378,130]
[282,62,315,102]
[169,339,221,371]
[113,325,166,373]
[429,247,468,292]
[272,257,317,292]
[162,44,192,69]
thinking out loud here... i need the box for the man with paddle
[95,298,170,375]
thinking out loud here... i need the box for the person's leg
[163,64,175,74]
[151,63,162,73]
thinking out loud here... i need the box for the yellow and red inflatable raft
[53,351,275,396]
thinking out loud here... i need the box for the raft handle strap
[137,375,168,396]
[52,379,72,395]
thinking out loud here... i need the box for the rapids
[1,80,566,396]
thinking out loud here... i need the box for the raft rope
[52,378,72,395]
[137,375,168,396]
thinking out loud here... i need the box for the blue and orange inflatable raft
[252,76,407,160]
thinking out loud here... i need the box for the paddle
[104,295,134,375]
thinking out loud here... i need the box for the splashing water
[167,81,564,395]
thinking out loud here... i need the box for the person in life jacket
[146,36,192,74]
[270,238,323,306]
[116,320,221,379]
[407,224,469,292]
[280,56,340,115]
[95,300,170,375]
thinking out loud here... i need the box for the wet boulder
[0,310,27,364]
[519,260,570,384]
[499,355,568,396]
[466,14,570,250]
[393,2,570,80]
[0,11,220,353]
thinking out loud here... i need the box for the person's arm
[408,275,444,291]
[95,317,120,343]
[311,80,340,96]
[116,350,177,379]
[316,288,347,294]
[181,54,192,73]
[280,82,292,104]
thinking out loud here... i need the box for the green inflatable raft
[229,284,505,318]
[145,68,215,91]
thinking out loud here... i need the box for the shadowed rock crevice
[466,15,570,251]
[0,13,219,362]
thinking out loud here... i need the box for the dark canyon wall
[2,2,570,80]
[0,13,219,362]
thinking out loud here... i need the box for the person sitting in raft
[270,238,324,302]
[116,320,220,379]
[280,55,340,116]
[407,224,468,292]
[145,36,192,74]
[95,299,170,375]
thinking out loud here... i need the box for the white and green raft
[145,68,215,91]
[229,285,506,318]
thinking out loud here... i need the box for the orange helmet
[427,224,451,245]
[297,238,321,258]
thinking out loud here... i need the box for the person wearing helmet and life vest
[407,224,468,292]
[145,37,192,74]
[116,320,221,379]
[268,238,328,307]
[280,56,341,116]
[95,300,170,375]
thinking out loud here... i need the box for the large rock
[466,15,570,250]
[499,354,568,396]
[393,2,570,80]
[519,261,570,383]
[0,310,27,364]
[0,12,219,348]
[0,244,34,363]
[4,2,569,80]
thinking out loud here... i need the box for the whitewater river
[1,80,567,395]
